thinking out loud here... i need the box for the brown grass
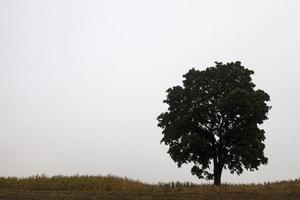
[0,175,299,199]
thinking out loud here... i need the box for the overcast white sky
[1,0,300,184]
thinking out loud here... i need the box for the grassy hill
[0,175,299,200]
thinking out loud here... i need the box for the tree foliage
[157,62,271,185]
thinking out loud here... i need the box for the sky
[0,0,300,184]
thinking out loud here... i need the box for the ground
[0,175,299,200]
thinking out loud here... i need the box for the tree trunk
[213,162,223,186]
[214,170,221,185]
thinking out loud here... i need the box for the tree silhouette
[157,62,271,185]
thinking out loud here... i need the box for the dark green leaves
[157,62,271,183]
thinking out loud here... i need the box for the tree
[157,61,271,185]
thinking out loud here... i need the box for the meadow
[0,175,299,200]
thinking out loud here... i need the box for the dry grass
[0,175,299,200]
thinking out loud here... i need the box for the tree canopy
[157,61,271,185]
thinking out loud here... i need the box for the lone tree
[157,62,271,185]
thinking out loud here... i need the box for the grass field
[0,175,299,200]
